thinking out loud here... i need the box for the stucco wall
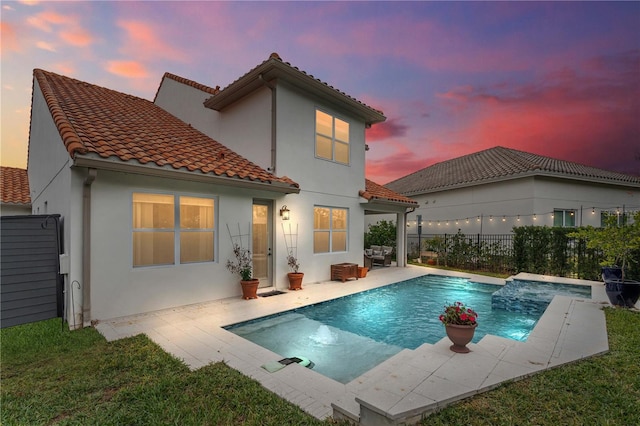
[0,204,31,216]
[87,170,288,320]
[399,176,640,235]
[154,77,221,140]
[27,82,84,326]
[217,87,272,172]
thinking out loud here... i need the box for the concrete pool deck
[96,266,611,425]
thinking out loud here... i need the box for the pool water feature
[225,274,591,384]
[492,279,592,314]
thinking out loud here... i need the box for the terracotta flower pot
[240,279,259,299]
[287,272,304,290]
[358,267,368,278]
[445,323,477,353]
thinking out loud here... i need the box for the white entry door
[252,201,272,288]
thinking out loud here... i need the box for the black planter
[604,280,640,307]
[601,266,622,283]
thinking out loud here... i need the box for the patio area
[95,266,610,425]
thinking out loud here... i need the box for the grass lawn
[2,308,639,425]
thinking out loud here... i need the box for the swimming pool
[225,274,591,383]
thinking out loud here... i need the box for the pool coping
[95,266,612,425]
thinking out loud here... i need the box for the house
[0,167,31,216]
[27,53,417,328]
[383,146,640,238]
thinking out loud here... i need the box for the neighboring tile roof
[1,166,31,205]
[153,72,220,102]
[205,53,386,123]
[32,69,298,189]
[360,179,418,206]
[385,146,640,195]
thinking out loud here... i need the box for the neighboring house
[383,146,640,236]
[27,53,416,327]
[0,166,31,215]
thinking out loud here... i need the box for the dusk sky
[2,1,639,184]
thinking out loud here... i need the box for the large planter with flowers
[439,301,478,353]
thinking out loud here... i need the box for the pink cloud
[106,60,149,78]
[60,27,94,47]
[117,20,187,63]
[433,50,640,176]
[27,11,69,32]
[367,118,409,141]
[0,22,19,55]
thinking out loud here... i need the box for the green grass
[424,307,640,425]
[1,319,337,425]
[2,309,638,425]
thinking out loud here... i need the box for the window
[553,209,576,227]
[315,109,350,164]
[314,206,348,253]
[601,210,628,227]
[133,193,215,267]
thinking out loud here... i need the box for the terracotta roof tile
[1,166,31,205]
[360,179,418,206]
[386,146,640,195]
[32,69,298,190]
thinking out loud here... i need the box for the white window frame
[553,209,576,227]
[132,192,217,268]
[313,206,349,253]
[315,108,350,165]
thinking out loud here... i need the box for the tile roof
[32,69,298,190]
[205,53,386,124]
[360,179,418,206]
[385,146,640,195]
[1,166,31,205]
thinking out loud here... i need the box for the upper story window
[132,193,215,267]
[553,209,576,227]
[315,109,350,164]
[314,206,348,253]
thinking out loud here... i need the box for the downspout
[259,74,277,174]
[82,168,97,327]
[402,207,417,267]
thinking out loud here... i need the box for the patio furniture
[364,245,393,269]
[331,263,359,282]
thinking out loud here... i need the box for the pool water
[225,275,591,383]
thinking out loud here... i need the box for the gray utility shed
[1,215,63,328]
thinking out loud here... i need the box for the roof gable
[1,167,31,205]
[386,146,640,195]
[204,53,386,125]
[31,69,298,191]
[153,72,220,102]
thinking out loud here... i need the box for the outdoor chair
[364,245,393,269]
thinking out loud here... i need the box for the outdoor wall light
[280,205,290,220]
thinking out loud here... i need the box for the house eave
[204,60,386,125]
[72,156,301,194]
[403,171,640,197]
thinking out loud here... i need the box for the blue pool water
[225,275,591,383]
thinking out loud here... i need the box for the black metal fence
[408,231,639,280]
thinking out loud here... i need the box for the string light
[415,205,638,228]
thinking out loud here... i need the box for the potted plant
[226,243,259,299]
[439,301,478,353]
[570,211,640,307]
[286,253,304,290]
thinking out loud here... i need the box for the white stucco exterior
[28,60,410,325]
[386,176,640,236]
